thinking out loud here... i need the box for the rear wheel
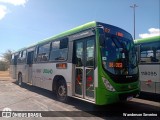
[18,73,22,86]
[56,80,68,102]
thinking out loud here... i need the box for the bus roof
[14,21,131,53]
[15,21,97,53]
[134,35,160,44]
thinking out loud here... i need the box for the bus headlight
[102,77,115,92]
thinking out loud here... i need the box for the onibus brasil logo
[2,108,12,118]
[1,107,42,118]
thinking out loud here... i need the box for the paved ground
[0,78,159,120]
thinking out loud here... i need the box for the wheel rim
[58,85,66,97]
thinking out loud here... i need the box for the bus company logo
[43,69,53,74]
[2,107,12,118]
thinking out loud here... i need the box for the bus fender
[52,75,66,92]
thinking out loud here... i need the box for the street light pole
[130,4,138,40]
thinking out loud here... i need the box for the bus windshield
[101,34,138,75]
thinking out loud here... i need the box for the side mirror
[99,35,105,46]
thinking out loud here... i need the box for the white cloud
[0,0,28,20]
[139,28,160,38]
[0,0,28,6]
[0,5,7,20]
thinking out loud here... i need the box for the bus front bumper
[95,87,140,105]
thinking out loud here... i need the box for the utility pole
[130,4,138,40]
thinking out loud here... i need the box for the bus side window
[37,43,50,62]
[140,50,153,62]
[156,49,160,62]
[50,38,68,61]
[27,51,34,64]
[140,41,160,63]
[34,47,38,62]
[14,55,18,65]
[11,54,14,65]
[11,54,17,65]
[17,50,27,64]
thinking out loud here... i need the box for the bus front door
[74,36,95,101]
[26,51,34,84]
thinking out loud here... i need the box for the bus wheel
[56,80,68,102]
[18,73,22,86]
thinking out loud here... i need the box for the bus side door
[26,51,34,84]
[73,36,95,101]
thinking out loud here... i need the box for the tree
[1,50,13,63]
[0,61,7,71]
[0,50,13,70]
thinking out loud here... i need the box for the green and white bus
[10,21,139,105]
[134,36,160,95]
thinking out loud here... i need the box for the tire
[56,80,68,102]
[18,73,22,86]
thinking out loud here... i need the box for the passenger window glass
[86,39,94,66]
[156,49,160,62]
[75,41,83,67]
[37,43,50,62]
[50,38,68,61]
[140,41,160,63]
[60,39,68,49]
[141,50,153,58]
[17,51,26,64]
[23,51,26,58]
[52,41,60,51]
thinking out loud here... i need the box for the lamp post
[130,4,138,40]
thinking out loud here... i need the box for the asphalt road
[0,80,159,120]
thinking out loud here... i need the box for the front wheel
[18,73,22,86]
[56,80,68,102]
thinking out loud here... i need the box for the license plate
[127,96,133,101]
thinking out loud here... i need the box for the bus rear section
[10,53,19,79]
[134,36,160,95]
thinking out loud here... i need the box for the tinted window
[75,41,83,67]
[86,38,94,66]
[50,38,68,61]
[11,54,18,65]
[156,49,160,61]
[17,51,26,64]
[140,41,160,63]
[37,43,50,62]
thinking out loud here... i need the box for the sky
[0,0,160,57]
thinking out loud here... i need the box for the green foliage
[1,49,12,63]
[0,61,7,71]
[0,49,13,71]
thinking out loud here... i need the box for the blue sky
[0,0,160,57]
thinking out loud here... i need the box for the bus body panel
[10,65,17,79]
[32,63,73,95]
[139,64,160,93]
[134,36,160,94]
[96,86,139,105]
[17,64,27,83]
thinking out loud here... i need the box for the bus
[134,36,160,95]
[10,21,139,105]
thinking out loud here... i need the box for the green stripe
[134,36,160,44]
